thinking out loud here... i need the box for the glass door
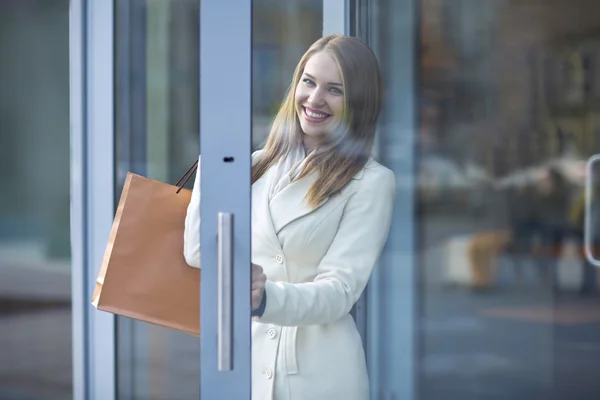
[201,0,327,397]
[113,0,255,397]
[409,0,600,398]
[358,0,600,398]
[110,0,326,398]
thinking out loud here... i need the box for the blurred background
[0,1,71,399]
[2,0,600,399]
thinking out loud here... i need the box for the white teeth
[306,109,327,119]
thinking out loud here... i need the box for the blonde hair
[252,34,383,207]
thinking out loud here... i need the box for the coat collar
[253,156,370,246]
[269,170,324,234]
[253,175,283,251]
[266,159,370,234]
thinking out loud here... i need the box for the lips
[303,106,331,123]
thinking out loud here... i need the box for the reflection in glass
[0,1,72,399]
[252,0,323,149]
[114,1,201,399]
[416,0,600,398]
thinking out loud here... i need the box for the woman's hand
[251,263,267,311]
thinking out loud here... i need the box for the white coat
[184,150,396,400]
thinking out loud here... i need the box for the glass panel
[252,0,324,149]
[114,1,200,399]
[367,0,600,398]
[0,1,72,399]
[368,0,600,398]
[114,0,323,397]
[251,0,327,397]
[416,0,600,396]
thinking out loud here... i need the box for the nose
[307,87,325,107]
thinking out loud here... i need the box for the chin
[301,127,328,139]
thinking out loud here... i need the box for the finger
[251,290,259,302]
[251,271,262,283]
[253,268,263,279]
[252,263,263,273]
[252,279,266,291]
[252,273,267,286]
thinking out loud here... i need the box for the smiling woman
[252,35,384,208]
[184,34,395,400]
[295,52,345,149]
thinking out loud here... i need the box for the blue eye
[329,87,343,95]
[303,78,315,86]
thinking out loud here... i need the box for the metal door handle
[585,155,600,268]
[217,212,233,370]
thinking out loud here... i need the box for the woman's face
[295,51,345,148]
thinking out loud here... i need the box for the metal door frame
[70,1,117,399]
[198,0,253,398]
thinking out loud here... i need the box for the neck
[302,135,320,153]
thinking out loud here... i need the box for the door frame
[70,1,117,399]
[198,0,253,397]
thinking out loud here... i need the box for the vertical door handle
[585,155,600,268]
[217,212,233,370]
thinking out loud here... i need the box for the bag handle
[175,159,199,194]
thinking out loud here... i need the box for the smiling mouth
[303,107,331,123]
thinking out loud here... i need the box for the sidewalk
[0,309,72,400]
[0,240,70,301]
[0,241,72,399]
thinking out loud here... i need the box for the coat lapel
[253,154,370,242]
[269,171,326,234]
[252,173,283,251]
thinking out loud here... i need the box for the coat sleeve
[183,155,202,268]
[256,167,396,326]
[184,150,265,269]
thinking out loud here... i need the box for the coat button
[267,328,277,339]
[265,368,273,379]
[275,254,283,264]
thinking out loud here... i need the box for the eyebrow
[304,73,343,87]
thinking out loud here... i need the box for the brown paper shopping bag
[91,161,201,336]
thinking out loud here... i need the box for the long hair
[252,34,383,207]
